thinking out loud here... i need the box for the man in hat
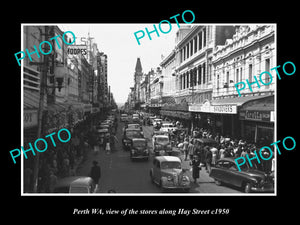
[90,161,101,190]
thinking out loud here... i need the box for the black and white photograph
[3,3,298,222]
[21,23,276,195]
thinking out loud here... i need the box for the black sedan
[209,157,274,193]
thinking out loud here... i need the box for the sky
[58,24,179,105]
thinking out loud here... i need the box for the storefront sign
[189,101,237,114]
[24,110,38,128]
[239,110,271,122]
[67,45,87,55]
[213,105,237,114]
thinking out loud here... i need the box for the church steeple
[135,57,142,73]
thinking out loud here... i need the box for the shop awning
[211,94,274,107]
[189,94,274,114]
[160,110,191,119]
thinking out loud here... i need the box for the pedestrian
[105,140,111,154]
[187,140,195,161]
[204,146,212,174]
[48,170,57,193]
[183,138,189,161]
[190,155,201,183]
[89,161,101,188]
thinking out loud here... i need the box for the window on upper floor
[194,36,197,54]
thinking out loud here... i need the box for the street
[76,119,242,194]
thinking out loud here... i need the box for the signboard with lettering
[189,101,237,114]
[67,45,87,55]
[239,110,272,122]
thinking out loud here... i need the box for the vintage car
[120,114,129,122]
[122,128,144,150]
[209,157,274,193]
[150,156,190,192]
[130,138,149,161]
[160,123,177,133]
[124,123,142,132]
[53,176,97,193]
[132,114,140,123]
[96,128,109,145]
[152,130,169,137]
[152,135,172,156]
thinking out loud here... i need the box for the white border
[21,23,277,196]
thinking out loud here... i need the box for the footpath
[172,147,215,185]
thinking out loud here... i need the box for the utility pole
[32,26,50,193]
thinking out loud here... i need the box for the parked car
[124,123,142,132]
[209,157,274,193]
[52,176,97,193]
[130,138,149,161]
[150,156,190,192]
[152,135,172,156]
[160,122,177,133]
[120,114,129,122]
[152,130,169,137]
[122,128,144,150]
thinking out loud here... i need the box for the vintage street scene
[22,24,275,194]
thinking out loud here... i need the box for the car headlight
[182,175,189,182]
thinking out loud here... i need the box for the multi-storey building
[209,25,275,144]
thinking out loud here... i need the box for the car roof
[217,157,236,163]
[127,123,140,126]
[155,156,181,162]
[126,128,141,131]
[132,138,147,142]
[154,135,169,138]
[54,176,93,188]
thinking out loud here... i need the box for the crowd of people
[175,126,274,174]
[139,113,275,176]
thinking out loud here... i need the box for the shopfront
[239,95,274,145]
[189,100,239,136]
[189,94,275,141]
[160,102,192,131]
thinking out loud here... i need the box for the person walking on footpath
[187,140,195,161]
[90,161,101,192]
[183,138,189,161]
[204,146,212,174]
[190,155,201,183]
